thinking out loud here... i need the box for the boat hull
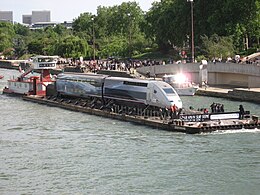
[175,87,198,96]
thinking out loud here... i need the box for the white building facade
[31,11,50,24]
[22,15,32,25]
[0,11,13,23]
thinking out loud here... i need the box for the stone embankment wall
[228,89,260,104]
[196,89,260,104]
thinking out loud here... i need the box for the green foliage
[196,55,207,62]
[0,0,258,59]
[201,34,235,60]
[73,12,93,33]
[13,35,27,57]
[144,0,259,57]
[14,23,30,36]
[99,35,128,58]
[0,22,15,53]
[54,35,90,58]
[94,1,146,57]
[133,50,173,60]
[27,40,44,55]
[53,24,70,36]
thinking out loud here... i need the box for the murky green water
[1,69,260,195]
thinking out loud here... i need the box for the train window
[123,81,147,87]
[163,88,176,94]
[131,91,147,99]
[154,90,157,94]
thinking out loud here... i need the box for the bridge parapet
[138,62,260,76]
[208,62,260,76]
[137,62,260,87]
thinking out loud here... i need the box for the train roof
[57,72,109,80]
[154,80,174,88]
[106,76,149,83]
[56,73,171,87]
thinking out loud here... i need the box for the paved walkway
[198,86,260,93]
[198,86,230,93]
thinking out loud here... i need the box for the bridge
[137,62,260,88]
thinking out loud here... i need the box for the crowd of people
[210,102,225,113]
[57,58,172,73]
[212,54,260,66]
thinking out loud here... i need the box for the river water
[0,69,260,195]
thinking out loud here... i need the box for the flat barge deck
[23,95,260,134]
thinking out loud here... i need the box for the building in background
[22,14,32,25]
[32,11,50,24]
[30,21,73,30]
[22,10,51,25]
[2,10,76,30]
[0,11,13,23]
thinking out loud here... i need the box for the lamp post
[127,13,132,58]
[91,17,96,61]
[187,0,194,63]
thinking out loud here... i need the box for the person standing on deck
[171,104,178,119]
[239,105,245,119]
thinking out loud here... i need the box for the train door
[147,83,158,105]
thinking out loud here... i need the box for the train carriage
[103,77,149,104]
[55,73,182,109]
[56,73,108,98]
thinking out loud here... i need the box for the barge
[23,95,260,134]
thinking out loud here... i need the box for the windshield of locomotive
[163,88,176,95]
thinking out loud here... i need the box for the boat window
[37,57,54,62]
[163,88,176,94]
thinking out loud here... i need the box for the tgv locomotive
[55,73,182,109]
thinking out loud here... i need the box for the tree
[99,35,128,58]
[13,23,30,36]
[72,12,93,40]
[201,34,235,60]
[0,22,15,53]
[144,0,190,53]
[27,40,44,55]
[94,2,146,57]
[54,35,90,58]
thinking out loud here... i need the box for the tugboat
[3,55,58,96]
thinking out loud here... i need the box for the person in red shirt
[171,104,178,119]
